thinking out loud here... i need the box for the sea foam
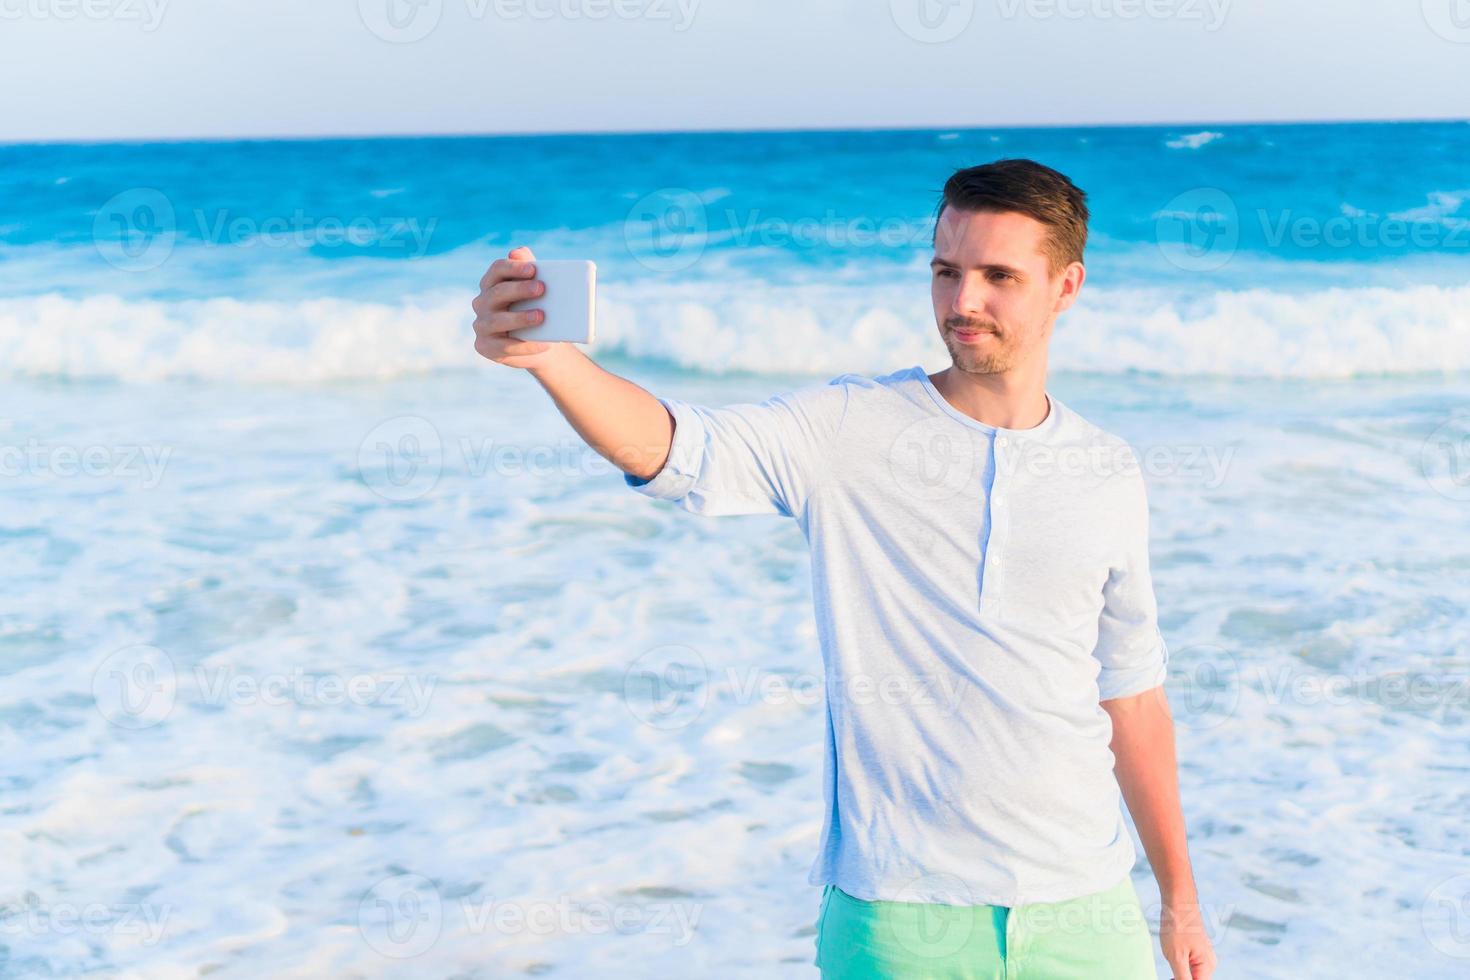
[4,281,1469,382]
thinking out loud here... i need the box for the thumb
[508,244,537,261]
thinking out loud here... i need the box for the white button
[991,556,1001,566]
[996,436,1009,447]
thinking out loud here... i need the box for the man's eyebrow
[929,257,1027,276]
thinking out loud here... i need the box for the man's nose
[951,275,989,317]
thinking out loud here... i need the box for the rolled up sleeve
[624,397,707,502]
[1093,465,1170,701]
[624,376,852,519]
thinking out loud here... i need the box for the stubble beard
[943,316,1018,375]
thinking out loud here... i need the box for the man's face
[929,208,1084,376]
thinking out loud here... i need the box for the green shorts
[813,874,1158,979]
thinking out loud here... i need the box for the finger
[472,282,538,316]
[507,245,537,261]
[475,309,545,335]
[480,258,509,290]
[480,256,538,290]
[476,333,550,360]
[489,277,545,308]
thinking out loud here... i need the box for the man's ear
[1054,262,1086,313]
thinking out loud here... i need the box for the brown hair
[934,159,1090,274]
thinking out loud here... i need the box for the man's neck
[928,362,1051,431]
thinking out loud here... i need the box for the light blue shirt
[625,364,1169,906]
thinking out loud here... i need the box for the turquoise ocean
[2,122,1469,977]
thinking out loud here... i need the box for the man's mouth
[951,327,995,342]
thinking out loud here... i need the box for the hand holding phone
[471,248,595,371]
[508,259,597,344]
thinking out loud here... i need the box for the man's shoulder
[820,365,923,393]
[1048,397,1133,454]
[1048,400,1150,508]
[763,367,924,438]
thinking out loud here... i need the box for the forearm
[1103,685,1197,902]
[529,346,675,480]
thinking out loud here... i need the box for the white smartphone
[508,259,597,344]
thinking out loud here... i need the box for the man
[471,159,1217,979]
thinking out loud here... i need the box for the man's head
[930,159,1089,376]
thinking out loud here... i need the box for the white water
[2,367,1468,977]
[4,280,1470,382]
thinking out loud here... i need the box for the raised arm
[472,246,675,480]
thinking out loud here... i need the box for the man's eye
[989,272,1014,283]
[935,269,958,279]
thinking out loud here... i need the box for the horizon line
[4,114,1469,148]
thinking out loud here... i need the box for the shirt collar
[913,365,1064,442]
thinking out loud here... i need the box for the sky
[2,0,1468,142]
